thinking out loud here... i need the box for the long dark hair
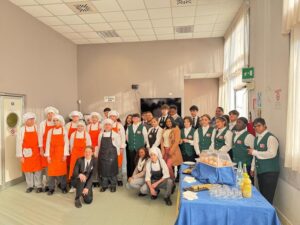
[165,117,177,129]
[124,114,132,130]
[135,147,149,165]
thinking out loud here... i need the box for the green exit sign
[242,67,254,82]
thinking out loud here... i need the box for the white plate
[183,161,196,166]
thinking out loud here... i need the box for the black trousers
[257,172,279,204]
[71,178,93,204]
[126,149,136,178]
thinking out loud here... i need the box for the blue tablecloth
[175,164,281,225]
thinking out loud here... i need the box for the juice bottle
[242,174,252,198]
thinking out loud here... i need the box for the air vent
[68,2,96,14]
[97,30,119,38]
[174,25,194,34]
[172,0,195,7]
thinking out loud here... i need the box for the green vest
[127,124,145,151]
[198,126,214,151]
[254,132,280,174]
[232,131,253,165]
[179,128,195,157]
[214,128,228,150]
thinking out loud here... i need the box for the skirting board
[276,207,293,225]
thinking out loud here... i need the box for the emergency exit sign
[242,67,254,82]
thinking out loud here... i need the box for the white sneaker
[69,187,76,193]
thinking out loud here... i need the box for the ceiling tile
[80,32,100,38]
[110,21,132,30]
[220,1,242,13]
[59,15,85,25]
[91,0,121,12]
[35,0,62,4]
[156,34,174,40]
[62,32,82,39]
[148,8,172,19]
[9,0,38,6]
[21,5,53,17]
[135,28,154,36]
[116,29,136,36]
[130,20,152,29]
[173,17,194,26]
[63,0,89,2]
[213,22,231,31]
[117,0,145,11]
[175,33,193,39]
[171,0,197,7]
[216,12,235,23]
[151,18,173,28]
[88,38,106,43]
[194,24,213,32]
[71,38,90,44]
[122,36,139,42]
[125,10,149,21]
[51,25,74,33]
[194,15,217,24]
[193,32,212,38]
[144,0,170,9]
[106,37,122,42]
[79,13,105,23]
[139,35,156,41]
[38,16,64,26]
[154,27,173,35]
[211,30,226,37]
[197,0,220,4]
[70,24,93,32]
[90,23,112,31]
[102,11,127,22]
[44,4,74,16]
[172,6,196,17]
[195,4,219,16]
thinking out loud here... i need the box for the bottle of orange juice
[242,174,252,198]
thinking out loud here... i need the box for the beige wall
[249,0,298,224]
[0,1,78,121]
[184,78,219,117]
[77,38,223,120]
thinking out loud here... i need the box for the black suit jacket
[71,156,97,190]
[192,116,200,129]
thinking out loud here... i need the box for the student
[139,147,174,206]
[146,118,163,149]
[141,112,148,125]
[126,147,149,191]
[87,112,102,153]
[179,117,196,162]
[16,112,43,193]
[194,114,214,155]
[71,146,97,208]
[161,117,183,180]
[210,107,224,127]
[126,113,148,177]
[124,114,133,131]
[103,107,111,119]
[69,121,91,186]
[229,110,240,131]
[108,110,126,186]
[248,118,280,204]
[231,117,255,183]
[39,106,59,192]
[66,111,83,140]
[98,119,121,192]
[189,105,200,129]
[45,115,69,195]
[209,117,233,152]
[143,111,153,131]
[158,104,170,128]
[169,105,184,129]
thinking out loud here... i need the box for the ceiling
[9,0,243,45]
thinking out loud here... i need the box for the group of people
[16,104,280,208]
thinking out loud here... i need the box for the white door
[234,88,248,117]
[0,95,24,187]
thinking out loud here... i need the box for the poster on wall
[273,88,282,109]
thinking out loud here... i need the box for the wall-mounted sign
[104,96,116,103]
[242,67,254,83]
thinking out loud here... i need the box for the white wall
[0,0,78,121]
[249,0,299,224]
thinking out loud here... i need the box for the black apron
[150,160,163,183]
[98,132,118,177]
[148,128,159,148]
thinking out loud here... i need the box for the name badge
[188,135,192,139]
[219,136,224,140]
[260,144,265,148]
[149,134,153,138]
[137,130,142,134]
[237,140,242,144]
[206,133,211,137]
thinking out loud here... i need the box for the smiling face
[165,118,173,128]
[151,118,158,127]
[229,114,238,122]
[150,153,158,162]
[126,115,132,124]
[254,123,266,134]
[72,115,79,123]
[132,116,140,124]
[236,119,246,131]
[91,115,99,123]
[139,149,146,158]
[201,116,210,127]
[77,124,85,132]
[25,118,35,127]
[184,118,191,128]
[190,110,198,117]
[53,118,61,127]
[169,108,176,116]
[109,115,117,122]
[84,147,93,160]
[216,118,225,129]
[47,112,55,121]
[161,109,168,116]
[104,123,112,131]
[146,112,153,122]
[215,108,224,117]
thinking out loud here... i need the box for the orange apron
[42,121,54,168]
[112,124,123,168]
[22,126,42,173]
[67,122,77,165]
[48,127,67,177]
[68,131,87,179]
[89,122,101,151]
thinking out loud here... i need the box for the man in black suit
[169,105,184,129]
[189,105,200,129]
[71,146,97,208]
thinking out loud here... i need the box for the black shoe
[175,177,180,183]
[47,190,54,195]
[61,188,68,194]
[171,184,176,194]
[26,188,34,193]
[138,192,147,197]
[36,188,43,193]
[110,186,116,192]
[57,183,61,190]
[151,189,160,200]
[44,186,49,192]
[75,199,82,208]
[164,197,173,206]
[100,187,107,192]
[117,181,123,186]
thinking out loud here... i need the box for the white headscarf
[23,112,36,123]
[69,111,83,119]
[108,110,119,118]
[77,120,86,127]
[53,114,65,126]
[90,112,102,121]
[149,146,163,159]
[103,118,114,125]
[44,106,59,115]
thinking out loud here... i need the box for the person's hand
[128,177,133,183]
[248,148,254,155]
[120,148,124,154]
[151,182,158,189]
[150,187,157,196]
[47,157,51,163]
[250,170,255,177]
[79,174,87,182]
[182,139,188,143]
[40,148,44,156]
[62,156,66,161]
[20,157,24,163]
[93,152,98,158]
[82,188,89,196]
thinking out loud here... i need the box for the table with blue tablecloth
[175,164,281,225]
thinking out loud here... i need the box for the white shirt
[87,122,101,131]
[158,115,168,124]
[65,121,78,132]
[193,125,211,155]
[69,131,92,151]
[112,122,126,149]
[98,131,121,155]
[252,130,279,160]
[125,122,148,145]
[84,158,91,170]
[183,127,194,145]
[145,158,170,182]
[39,120,54,148]
[191,116,199,127]
[16,125,41,158]
[229,121,237,131]
[162,129,172,148]
[44,127,70,157]
[209,127,233,153]
[146,126,163,148]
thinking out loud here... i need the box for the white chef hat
[44,106,59,115]
[149,146,163,159]
[90,112,102,121]
[23,112,36,123]
[69,111,83,119]
[77,120,86,127]
[103,118,114,125]
[53,114,65,126]
[108,110,119,118]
